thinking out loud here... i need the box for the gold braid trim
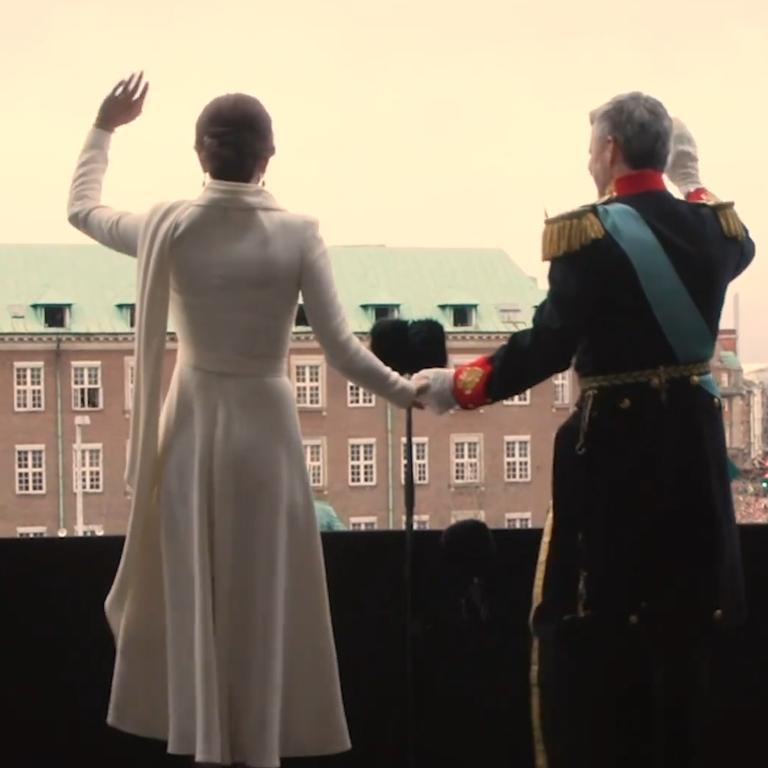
[542,206,606,261]
[529,505,554,768]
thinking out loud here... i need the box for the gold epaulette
[708,201,746,241]
[542,205,606,261]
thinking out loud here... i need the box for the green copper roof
[0,243,543,335]
[719,350,742,370]
[328,246,542,333]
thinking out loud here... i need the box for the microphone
[369,318,448,375]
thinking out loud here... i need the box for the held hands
[95,72,149,133]
[665,117,702,196]
[411,368,457,414]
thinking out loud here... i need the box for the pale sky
[1,0,766,360]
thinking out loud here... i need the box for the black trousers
[537,618,713,768]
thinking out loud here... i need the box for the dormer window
[117,303,136,328]
[362,304,400,322]
[41,305,70,329]
[295,304,309,327]
[444,304,476,328]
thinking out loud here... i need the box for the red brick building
[1,244,576,537]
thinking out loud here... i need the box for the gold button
[650,377,661,389]
[619,398,631,409]
[713,608,724,621]
[690,375,700,385]
[628,613,640,625]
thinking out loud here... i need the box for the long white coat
[67,128,415,767]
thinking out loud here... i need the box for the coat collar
[195,179,284,210]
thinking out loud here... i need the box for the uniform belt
[578,361,711,391]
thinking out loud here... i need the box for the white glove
[411,368,457,414]
[665,117,702,196]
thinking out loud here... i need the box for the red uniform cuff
[453,356,493,410]
[685,187,719,203]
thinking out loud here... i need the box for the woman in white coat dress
[67,74,423,768]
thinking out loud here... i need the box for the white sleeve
[67,128,145,257]
[300,220,416,409]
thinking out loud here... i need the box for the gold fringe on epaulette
[542,210,605,261]
[714,203,745,241]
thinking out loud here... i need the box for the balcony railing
[1,528,767,767]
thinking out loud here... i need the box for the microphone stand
[404,404,416,768]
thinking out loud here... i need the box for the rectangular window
[347,382,376,407]
[503,390,530,406]
[371,305,399,322]
[16,526,48,538]
[450,306,476,328]
[73,443,104,493]
[303,439,326,488]
[504,512,533,530]
[15,445,46,495]
[401,437,429,485]
[451,435,483,485]
[42,305,69,329]
[402,515,431,530]
[553,371,571,406]
[72,362,103,410]
[348,439,377,486]
[124,357,135,411]
[292,359,324,408]
[504,436,532,482]
[350,516,379,531]
[14,362,45,412]
[450,510,486,524]
[80,524,105,537]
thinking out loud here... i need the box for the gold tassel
[714,202,745,241]
[542,208,606,261]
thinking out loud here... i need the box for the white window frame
[450,509,486,524]
[450,434,483,485]
[348,438,377,487]
[291,357,325,410]
[503,390,531,406]
[71,361,103,411]
[402,515,431,530]
[16,526,48,538]
[303,438,327,489]
[13,362,45,412]
[449,305,476,328]
[347,382,376,408]
[80,524,105,537]
[124,357,135,411]
[504,512,533,530]
[15,445,46,495]
[350,516,379,531]
[72,443,104,494]
[401,437,429,485]
[369,305,400,322]
[504,436,532,483]
[553,371,571,407]
[41,305,70,329]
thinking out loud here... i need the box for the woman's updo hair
[195,93,275,183]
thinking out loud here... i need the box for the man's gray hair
[590,92,673,171]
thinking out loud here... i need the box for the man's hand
[95,72,149,133]
[665,117,702,196]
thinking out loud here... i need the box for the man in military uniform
[415,92,755,767]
